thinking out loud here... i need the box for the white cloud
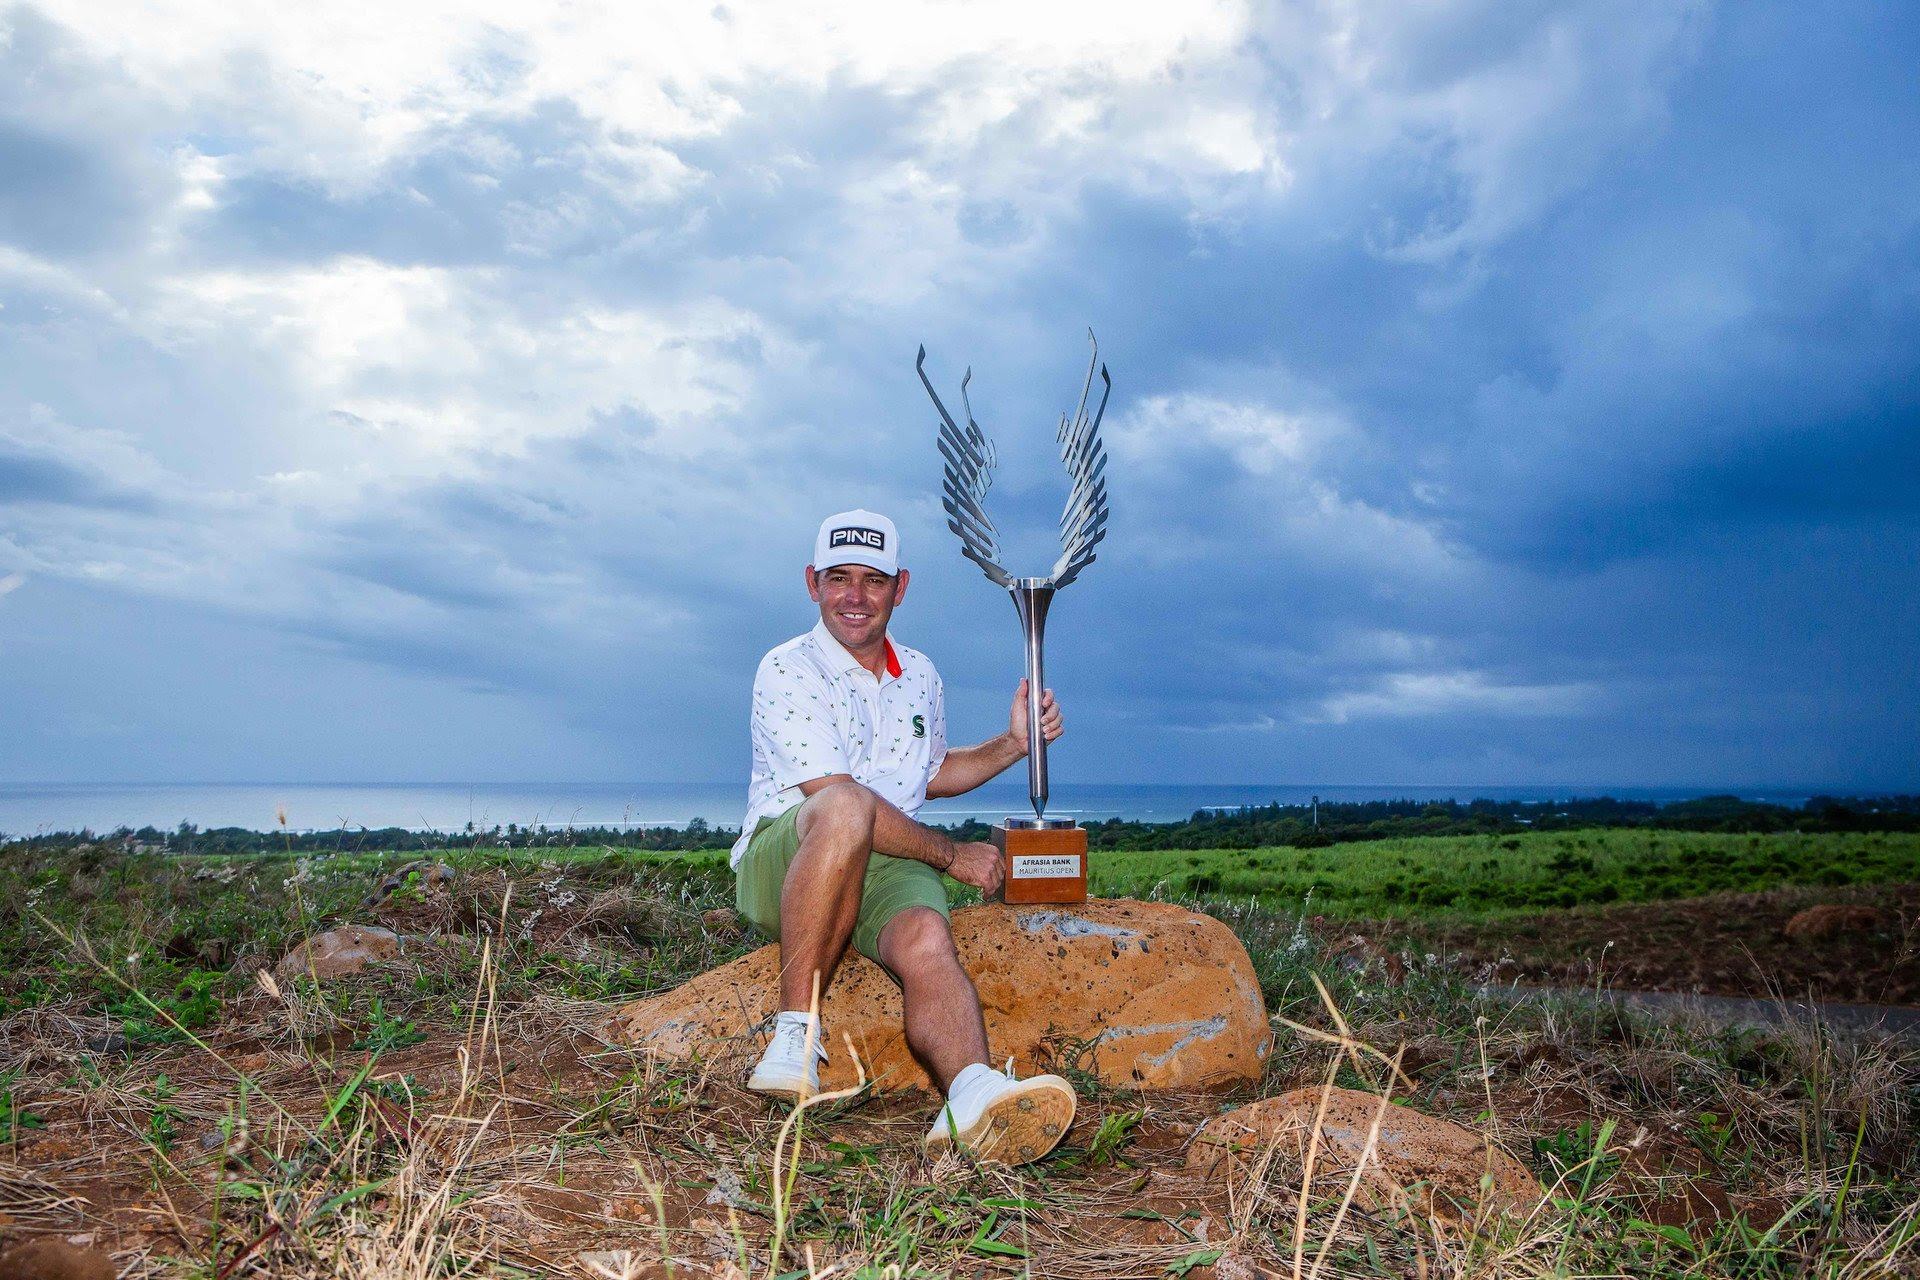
[28,1,1262,191]
[1305,670,1597,724]
[1117,393,1335,476]
[149,257,792,464]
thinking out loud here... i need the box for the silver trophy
[916,331,1111,829]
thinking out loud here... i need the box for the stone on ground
[602,899,1271,1092]
[273,924,402,982]
[360,860,457,909]
[1187,1085,1540,1224]
[1783,904,1890,942]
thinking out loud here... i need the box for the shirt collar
[809,620,904,680]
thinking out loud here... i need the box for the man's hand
[1007,678,1064,755]
[944,841,1005,898]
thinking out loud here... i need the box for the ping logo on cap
[830,526,887,550]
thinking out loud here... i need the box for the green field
[1087,829,1920,917]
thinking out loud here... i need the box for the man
[731,509,1077,1164]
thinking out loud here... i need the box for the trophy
[917,332,1111,905]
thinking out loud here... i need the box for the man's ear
[805,565,822,602]
[893,568,910,603]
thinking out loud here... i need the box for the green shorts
[734,803,951,966]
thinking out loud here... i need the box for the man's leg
[875,904,1077,1165]
[876,906,989,1089]
[776,781,878,1009]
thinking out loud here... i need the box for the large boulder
[274,925,403,982]
[602,900,1271,1092]
[1187,1086,1540,1223]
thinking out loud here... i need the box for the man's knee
[879,906,959,974]
[796,781,877,843]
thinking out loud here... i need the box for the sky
[1,0,1916,793]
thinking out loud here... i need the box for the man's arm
[795,774,1003,894]
[925,678,1062,799]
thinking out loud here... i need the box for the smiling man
[732,509,1076,1164]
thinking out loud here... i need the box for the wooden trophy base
[991,818,1088,904]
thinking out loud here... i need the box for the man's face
[807,562,910,654]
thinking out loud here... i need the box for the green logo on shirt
[912,715,925,738]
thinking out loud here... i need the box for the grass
[1087,829,1920,917]
[0,836,1916,1277]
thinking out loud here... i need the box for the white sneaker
[746,1011,829,1099]
[925,1062,1076,1165]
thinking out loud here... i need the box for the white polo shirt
[731,620,948,868]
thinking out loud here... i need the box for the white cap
[812,509,899,575]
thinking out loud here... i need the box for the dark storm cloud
[0,445,156,512]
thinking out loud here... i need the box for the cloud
[0,0,1915,790]
[1304,670,1598,725]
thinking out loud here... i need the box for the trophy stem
[1008,580,1055,817]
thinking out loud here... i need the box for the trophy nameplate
[991,817,1087,905]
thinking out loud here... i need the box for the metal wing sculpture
[1049,333,1112,589]
[916,331,1113,818]
[915,330,1111,591]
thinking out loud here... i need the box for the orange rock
[273,925,402,982]
[0,1239,118,1280]
[1187,1086,1540,1225]
[1783,904,1890,942]
[602,900,1270,1092]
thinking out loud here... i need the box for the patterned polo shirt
[731,620,948,868]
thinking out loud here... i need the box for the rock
[576,1251,642,1280]
[603,900,1271,1092]
[580,888,675,940]
[1211,1251,1273,1280]
[162,932,229,968]
[274,925,402,983]
[361,861,458,909]
[1187,1086,1540,1224]
[1783,905,1890,942]
[1322,935,1407,984]
[0,1239,118,1280]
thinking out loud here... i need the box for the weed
[144,1072,180,1155]
[110,967,224,1045]
[1532,1120,1623,1187]
[351,998,426,1053]
[1082,1107,1143,1168]
[0,1065,45,1142]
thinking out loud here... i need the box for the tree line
[6,793,1917,856]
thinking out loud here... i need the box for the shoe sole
[926,1077,1076,1165]
[745,1069,814,1100]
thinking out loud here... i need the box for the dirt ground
[1355,882,1920,1007]
[2,992,1829,1280]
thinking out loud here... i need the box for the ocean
[0,780,1822,837]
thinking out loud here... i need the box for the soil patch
[1364,882,1920,1006]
